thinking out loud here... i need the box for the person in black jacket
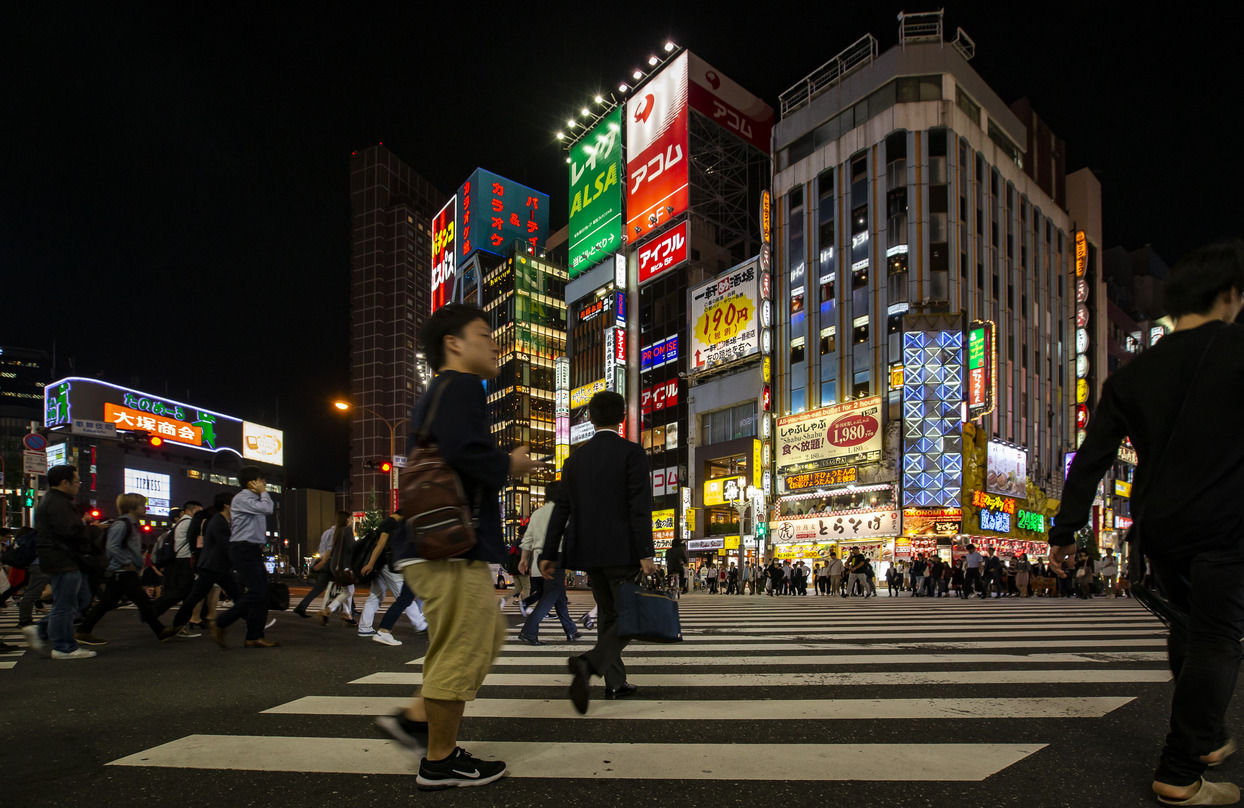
[163,493,242,638]
[665,538,688,595]
[540,390,657,715]
[33,465,96,659]
[1049,241,1244,805]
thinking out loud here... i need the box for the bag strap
[414,379,453,445]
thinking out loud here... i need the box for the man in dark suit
[540,390,657,714]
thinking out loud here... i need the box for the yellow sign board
[723,535,740,550]
[1075,230,1088,278]
[685,508,697,532]
[762,355,771,383]
[752,440,763,488]
[570,379,607,409]
[703,476,745,507]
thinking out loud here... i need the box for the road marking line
[107,735,1046,780]
[352,668,1170,687]
[480,651,1167,666]
[264,695,1134,720]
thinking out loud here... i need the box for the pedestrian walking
[539,390,657,715]
[357,510,427,638]
[163,493,239,638]
[665,537,688,596]
[373,304,546,789]
[150,501,202,617]
[32,465,96,659]
[211,466,277,648]
[962,544,984,598]
[75,493,169,645]
[1096,549,1119,598]
[292,511,352,618]
[1049,241,1244,805]
[516,482,581,644]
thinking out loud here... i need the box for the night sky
[3,3,1237,490]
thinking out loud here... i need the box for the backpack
[327,526,356,586]
[153,520,182,568]
[350,527,383,583]
[399,381,478,560]
[502,544,522,575]
[1,530,38,569]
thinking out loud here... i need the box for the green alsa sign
[568,106,622,278]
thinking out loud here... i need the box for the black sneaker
[374,712,428,756]
[416,747,507,790]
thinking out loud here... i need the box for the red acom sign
[638,220,689,284]
[626,51,689,242]
[641,379,679,416]
[686,52,774,153]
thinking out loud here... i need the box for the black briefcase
[617,575,682,643]
[268,581,290,611]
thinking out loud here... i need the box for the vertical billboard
[431,196,456,313]
[966,319,995,419]
[626,51,689,241]
[569,107,623,278]
[686,53,775,154]
[901,320,964,507]
[456,168,549,266]
[689,260,759,372]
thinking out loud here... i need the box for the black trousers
[172,568,241,628]
[151,557,194,616]
[1150,549,1244,786]
[216,542,269,640]
[80,570,164,636]
[295,569,332,613]
[579,566,637,690]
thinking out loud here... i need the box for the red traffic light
[89,509,101,519]
[378,461,393,474]
[148,435,164,447]
[142,525,152,533]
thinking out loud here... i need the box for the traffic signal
[23,488,35,508]
[378,460,393,474]
[89,509,102,519]
[148,434,164,447]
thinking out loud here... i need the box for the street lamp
[332,400,407,512]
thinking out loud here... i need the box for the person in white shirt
[1096,548,1120,597]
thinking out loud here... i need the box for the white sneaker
[519,602,531,617]
[498,597,506,612]
[372,631,403,647]
[21,624,45,652]
[52,648,97,660]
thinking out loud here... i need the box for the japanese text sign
[776,396,882,472]
[690,260,759,372]
[455,168,549,265]
[771,510,899,542]
[626,51,689,240]
[784,467,858,490]
[641,379,679,416]
[687,52,774,154]
[431,196,456,313]
[638,220,688,284]
[569,107,623,278]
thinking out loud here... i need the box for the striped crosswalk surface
[108,595,1170,783]
[0,609,29,669]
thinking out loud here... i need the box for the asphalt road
[3,586,1223,807]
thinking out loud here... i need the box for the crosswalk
[108,594,1170,784]
[0,607,30,669]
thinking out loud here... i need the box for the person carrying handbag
[1048,241,1244,805]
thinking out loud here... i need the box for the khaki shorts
[403,560,506,702]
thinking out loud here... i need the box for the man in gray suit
[539,391,657,714]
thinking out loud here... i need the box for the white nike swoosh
[451,768,481,778]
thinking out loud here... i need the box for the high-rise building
[771,11,1102,569]
[0,345,50,522]
[347,145,445,512]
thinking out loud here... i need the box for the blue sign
[663,334,678,366]
[980,509,1011,533]
[456,168,550,266]
[615,290,626,327]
